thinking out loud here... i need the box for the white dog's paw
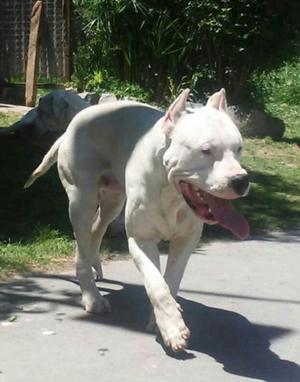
[82,294,111,314]
[163,320,190,352]
[155,305,190,352]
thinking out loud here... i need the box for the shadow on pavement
[78,279,300,382]
[0,276,81,319]
[182,297,300,382]
[1,275,299,382]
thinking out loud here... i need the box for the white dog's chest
[158,185,200,239]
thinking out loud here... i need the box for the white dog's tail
[24,134,64,189]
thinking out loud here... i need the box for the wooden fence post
[63,0,71,81]
[25,1,42,107]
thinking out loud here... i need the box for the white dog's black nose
[229,174,250,196]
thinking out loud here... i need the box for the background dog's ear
[162,89,190,135]
[206,88,227,111]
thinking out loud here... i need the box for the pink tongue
[204,193,250,240]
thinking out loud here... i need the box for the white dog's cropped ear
[207,88,227,111]
[162,89,190,135]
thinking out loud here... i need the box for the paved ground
[0,231,299,382]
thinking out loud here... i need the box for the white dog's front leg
[165,226,203,298]
[128,237,190,351]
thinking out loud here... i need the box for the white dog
[25,89,249,351]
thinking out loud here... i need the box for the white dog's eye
[237,146,243,154]
[201,148,212,155]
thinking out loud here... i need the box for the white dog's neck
[125,117,201,241]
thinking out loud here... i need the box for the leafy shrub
[73,0,300,102]
[85,71,150,102]
[248,59,300,140]
[250,60,300,106]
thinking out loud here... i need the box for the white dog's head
[162,89,250,239]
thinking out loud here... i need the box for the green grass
[239,137,300,232]
[0,124,74,278]
[0,112,20,127]
[0,228,74,277]
[243,102,300,232]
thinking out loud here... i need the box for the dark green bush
[250,60,300,106]
[85,70,150,102]
[73,0,300,102]
[248,58,300,140]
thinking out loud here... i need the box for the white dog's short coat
[25,89,249,351]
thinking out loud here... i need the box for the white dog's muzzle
[179,180,250,240]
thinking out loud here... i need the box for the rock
[99,93,117,104]
[228,105,285,140]
[78,91,100,105]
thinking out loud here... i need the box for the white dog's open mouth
[179,181,249,240]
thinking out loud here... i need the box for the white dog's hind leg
[67,183,111,314]
[91,192,126,281]
[128,237,190,352]
[90,208,104,281]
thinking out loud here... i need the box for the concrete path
[0,231,299,382]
